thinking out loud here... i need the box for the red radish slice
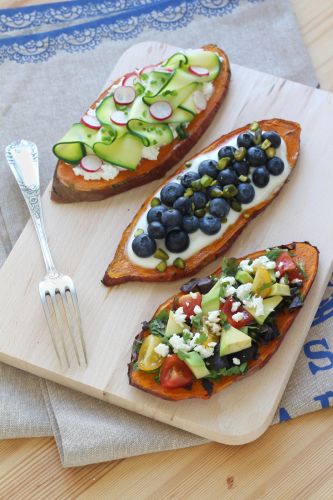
[153,66,173,73]
[113,85,136,105]
[193,90,207,111]
[149,101,173,121]
[122,71,139,86]
[139,64,156,76]
[189,66,209,77]
[80,155,103,172]
[80,114,101,130]
[110,110,128,126]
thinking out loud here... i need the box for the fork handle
[5,140,58,277]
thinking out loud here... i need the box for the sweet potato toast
[51,44,230,203]
[103,119,301,286]
[128,242,318,401]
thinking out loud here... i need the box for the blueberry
[267,156,284,176]
[209,198,230,218]
[247,146,267,166]
[147,205,167,223]
[232,161,249,177]
[132,233,156,257]
[252,166,270,188]
[161,208,183,229]
[262,131,281,149]
[160,182,185,206]
[182,215,200,233]
[218,168,238,186]
[147,221,165,239]
[191,191,207,209]
[165,229,190,253]
[180,170,200,188]
[236,183,255,204]
[198,159,219,179]
[199,214,221,235]
[173,196,192,214]
[237,132,254,149]
[218,145,236,160]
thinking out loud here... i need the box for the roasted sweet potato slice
[128,242,318,401]
[103,119,301,286]
[51,44,230,203]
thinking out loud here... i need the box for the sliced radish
[193,90,207,111]
[80,113,101,130]
[139,64,156,76]
[153,66,173,73]
[149,101,173,121]
[189,66,209,77]
[110,110,128,126]
[113,85,136,105]
[122,71,139,86]
[80,155,103,172]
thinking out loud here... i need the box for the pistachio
[184,188,194,198]
[191,179,203,192]
[243,213,251,219]
[150,197,161,207]
[185,161,192,168]
[194,208,206,218]
[211,180,218,186]
[173,258,186,269]
[238,175,248,182]
[261,139,272,150]
[234,147,247,161]
[200,174,214,188]
[249,121,260,132]
[156,261,167,272]
[221,217,228,223]
[217,157,230,170]
[209,187,224,198]
[231,200,242,212]
[134,228,144,237]
[266,146,276,158]
[154,248,169,261]
[222,184,238,199]
[253,129,262,145]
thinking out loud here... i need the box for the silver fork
[5,140,87,368]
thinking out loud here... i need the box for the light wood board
[1,41,333,445]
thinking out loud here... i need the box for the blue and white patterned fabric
[0,0,330,467]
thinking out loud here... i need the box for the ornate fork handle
[5,140,59,278]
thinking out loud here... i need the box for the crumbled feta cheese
[154,343,169,357]
[169,335,191,353]
[220,276,236,285]
[278,262,284,269]
[225,285,236,297]
[239,259,254,273]
[275,271,281,278]
[194,343,216,359]
[252,256,275,270]
[73,162,120,181]
[141,146,160,161]
[219,297,226,303]
[231,301,241,313]
[244,295,264,316]
[189,292,198,299]
[203,82,214,100]
[174,307,187,325]
[291,278,303,284]
[210,323,222,335]
[182,328,192,337]
[232,357,241,365]
[231,312,246,323]
[207,310,220,323]
[236,283,253,301]
[193,305,202,315]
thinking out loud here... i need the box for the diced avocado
[235,270,253,284]
[244,296,283,325]
[201,280,221,314]
[269,283,291,297]
[220,325,252,356]
[240,326,249,335]
[252,266,273,298]
[165,311,184,337]
[181,351,210,379]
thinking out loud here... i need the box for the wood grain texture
[0,1,333,498]
[1,45,333,446]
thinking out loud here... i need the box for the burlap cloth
[1,0,332,467]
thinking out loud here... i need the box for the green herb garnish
[221,257,239,277]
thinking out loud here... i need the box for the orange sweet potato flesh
[103,119,301,286]
[51,45,230,203]
[128,242,319,401]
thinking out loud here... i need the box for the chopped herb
[148,316,167,336]
[183,331,192,342]
[140,73,148,81]
[156,308,169,322]
[297,261,308,279]
[132,361,139,371]
[154,372,161,384]
[191,313,203,330]
[221,257,239,277]
[162,90,177,96]
[142,110,147,117]
[176,123,188,139]
[196,332,208,345]
[206,362,248,379]
[266,248,283,260]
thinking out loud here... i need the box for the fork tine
[59,289,81,366]
[40,289,63,367]
[67,284,88,365]
[49,290,71,368]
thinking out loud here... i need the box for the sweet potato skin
[103,118,301,286]
[51,44,230,203]
[128,242,319,401]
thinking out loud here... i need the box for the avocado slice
[181,351,210,379]
[244,295,283,325]
[201,280,221,314]
[252,266,274,298]
[235,270,253,284]
[165,310,184,337]
[269,283,291,297]
[220,325,252,356]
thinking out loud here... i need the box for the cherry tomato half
[221,297,254,328]
[179,292,202,318]
[275,252,297,277]
[160,355,193,389]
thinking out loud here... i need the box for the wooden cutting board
[1,42,333,445]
